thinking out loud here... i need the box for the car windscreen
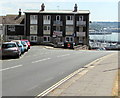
[25,41,28,43]
[21,41,26,45]
[2,43,16,48]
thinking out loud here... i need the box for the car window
[21,41,26,45]
[25,41,28,43]
[2,43,16,48]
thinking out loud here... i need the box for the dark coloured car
[1,42,21,58]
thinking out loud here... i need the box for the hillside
[89,22,118,31]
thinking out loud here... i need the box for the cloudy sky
[0,0,119,22]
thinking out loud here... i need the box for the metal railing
[77,21,86,26]
[53,21,63,26]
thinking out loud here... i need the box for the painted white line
[0,64,23,71]
[35,53,115,97]
[35,68,85,97]
[32,58,51,64]
[57,54,70,58]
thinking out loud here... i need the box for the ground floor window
[43,36,50,42]
[79,37,84,44]
[65,37,74,42]
[30,36,37,42]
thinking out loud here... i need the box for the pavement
[47,52,118,96]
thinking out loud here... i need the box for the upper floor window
[30,25,37,34]
[79,16,83,21]
[43,15,51,20]
[44,26,50,31]
[56,15,60,21]
[30,15,38,24]
[66,16,73,20]
[66,26,74,32]
[30,15,37,20]
[56,26,60,31]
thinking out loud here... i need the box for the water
[89,33,120,42]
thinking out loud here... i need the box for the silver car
[1,42,21,58]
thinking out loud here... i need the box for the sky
[0,0,119,22]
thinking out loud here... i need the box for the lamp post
[73,12,77,45]
[2,17,5,42]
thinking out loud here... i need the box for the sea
[89,33,120,42]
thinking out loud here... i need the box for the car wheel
[16,54,20,58]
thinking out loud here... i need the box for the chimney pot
[41,3,45,11]
[19,9,21,16]
[73,4,78,12]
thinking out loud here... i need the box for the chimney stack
[40,3,45,11]
[19,9,21,16]
[73,4,78,12]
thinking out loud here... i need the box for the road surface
[2,46,113,96]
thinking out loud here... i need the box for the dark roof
[0,15,24,24]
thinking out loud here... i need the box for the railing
[66,20,73,25]
[77,21,86,26]
[43,20,51,24]
[76,32,86,37]
[53,31,62,36]
[53,21,63,26]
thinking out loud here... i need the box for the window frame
[56,15,60,21]
[30,15,38,24]
[43,15,51,20]
[30,25,37,34]
[43,25,51,31]
[43,36,50,42]
[30,36,37,42]
[65,37,74,42]
[79,16,84,21]
[66,15,73,20]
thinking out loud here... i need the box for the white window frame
[65,37,74,42]
[30,25,37,34]
[56,15,60,21]
[30,15,38,24]
[30,15,37,20]
[66,15,73,20]
[43,15,51,20]
[43,25,50,31]
[43,36,50,42]
[30,36,37,42]
[79,16,83,21]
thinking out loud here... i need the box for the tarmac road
[1,46,114,96]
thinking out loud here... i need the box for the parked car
[21,40,28,51]
[21,39,30,49]
[11,40,25,54]
[1,42,21,58]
